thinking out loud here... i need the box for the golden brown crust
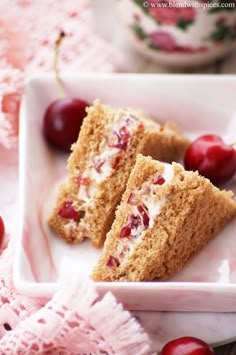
[48,101,190,248]
[91,155,236,281]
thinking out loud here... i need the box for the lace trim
[0,251,153,354]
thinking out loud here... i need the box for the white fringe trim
[89,292,153,355]
[57,267,154,355]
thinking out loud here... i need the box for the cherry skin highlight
[184,134,236,185]
[160,336,215,355]
[0,216,5,247]
[43,97,89,151]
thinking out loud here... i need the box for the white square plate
[14,73,236,311]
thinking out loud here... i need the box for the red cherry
[0,216,5,247]
[120,225,131,238]
[137,204,150,227]
[160,336,215,355]
[58,201,80,221]
[154,175,165,185]
[129,214,142,229]
[184,134,236,185]
[109,126,131,151]
[106,255,120,267]
[43,97,89,151]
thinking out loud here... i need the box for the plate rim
[14,72,236,306]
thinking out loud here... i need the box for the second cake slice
[48,100,189,247]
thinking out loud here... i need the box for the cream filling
[119,163,174,259]
[63,218,91,238]
[161,161,175,182]
[89,146,120,184]
[63,219,77,237]
[85,111,159,184]
[63,112,160,236]
[145,163,174,227]
[76,111,154,205]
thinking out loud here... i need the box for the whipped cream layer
[76,111,158,205]
[62,111,159,234]
[143,163,173,228]
[108,162,174,267]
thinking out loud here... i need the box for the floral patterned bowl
[115,0,236,67]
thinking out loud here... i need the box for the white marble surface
[90,1,236,353]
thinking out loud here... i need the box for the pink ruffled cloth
[0,239,152,354]
[0,0,123,150]
[0,1,154,353]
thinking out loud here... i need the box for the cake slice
[48,100,189,248]
[91,154,236,281]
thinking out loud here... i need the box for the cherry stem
[229,142,236,147]
[54,31,66,98]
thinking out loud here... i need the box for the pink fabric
[0,69,23,149]
[0,240,152,354]
[0,1,154,354]
[0,0,123,150]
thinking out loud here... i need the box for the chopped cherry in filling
[129,214,142,229]
[154,175,165,185]
[58,201,83,221]
[127,192,138,205]
[120,225,131,238]
[119,214,141,239]
[109,126,131,150]
[120,198,150,240]
[106,255,120,267]
[137,204,150,227]
[112,155,121,169]
[77,174,90,186]
[93,158,105,173]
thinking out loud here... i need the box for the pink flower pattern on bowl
[149,30,176,50]
[147,0,196,29]
[131,22,208,53]
[149,30,208,52]
[117,0,236,66]
[126,0,236,56]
